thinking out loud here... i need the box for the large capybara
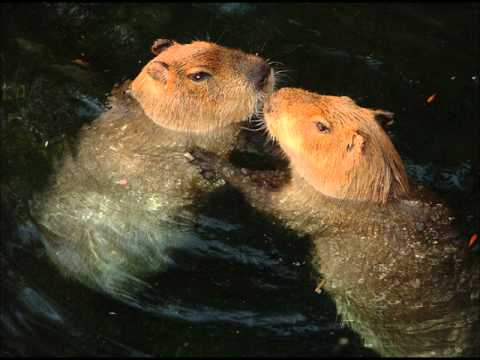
[30,39,275,300]
[191,87,479,356]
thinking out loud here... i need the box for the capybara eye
[158,61,170,69]
[188,72,211,82]
[316,122,330,133]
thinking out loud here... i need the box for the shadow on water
[2,185,377,356]
[1,2,478,356]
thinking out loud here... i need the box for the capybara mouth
[257,66,271,90]
[252,61,271,90]
[251,68,275,121]
[262,88,297,121]
[261,94,282,143]
[263,95,274,116]
[263,88,283,120]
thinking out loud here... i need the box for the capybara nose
[263,97,273,115]
[253,61,271,90]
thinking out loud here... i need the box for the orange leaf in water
[116,179,129,187]
[426,93,436,104]
[314,279,326,294]
[468,233,478,248]
[72,58,89,67]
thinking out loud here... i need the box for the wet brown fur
[30,39,275,300]
[193,87,479,356]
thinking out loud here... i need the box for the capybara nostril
[263,97,273,115]
[253,61,271,90]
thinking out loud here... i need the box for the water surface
[1,3,478,356]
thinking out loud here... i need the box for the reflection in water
[1,2,478,357]
[1,265,150,356]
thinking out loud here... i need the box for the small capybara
[30,39,275,300]
[191,87,479,357]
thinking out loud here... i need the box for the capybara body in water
[192,87,479,356]
[30,39,275,300]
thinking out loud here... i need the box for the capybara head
[130,38,275,133]
[264,88,409,204]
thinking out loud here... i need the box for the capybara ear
[339,96,356,105]
[151,39,176,55]
[147,61,169,82]
[347,130,366,154]
[373,109,395,128]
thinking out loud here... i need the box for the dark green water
[1,3,478,356]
